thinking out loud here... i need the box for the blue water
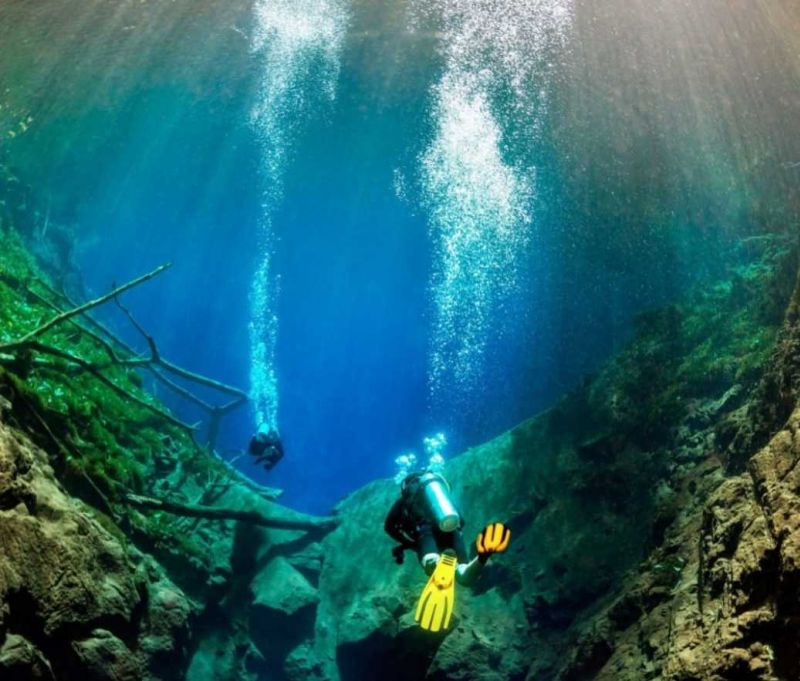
[2,0,799,513]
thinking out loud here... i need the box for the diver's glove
[476,522,511,563]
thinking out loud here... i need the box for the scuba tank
[417,471,460,532]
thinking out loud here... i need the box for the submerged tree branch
[23,341,198,434]
[124,493,336,533]
[114,296,249,401]
[7,263,171,347]
[30,284,221,413]
[211,450,283,500]
[1,267,250,450]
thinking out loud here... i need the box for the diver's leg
[453,527,485,586]
[417,525,440,575]
[455,555,487,587]
[451,529,469,564]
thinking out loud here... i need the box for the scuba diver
[384,447,511,632]
[248,423,284,470]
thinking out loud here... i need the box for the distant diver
[248,423,284,470]
[384,441,510,632]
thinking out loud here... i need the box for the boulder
[249,556,320,678]
[0,634,54,680]
[0,424,191,680]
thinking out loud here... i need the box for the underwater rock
[249,555,321,673]
[0,423,191,680]
[546,250,800,681]
[294,236,800,681]
[0,228,796,681]
[251,555,319,618]
[175,480,335,681]
[558,408,800,681]
[0,633,55,680]
[185,628,265,681]
[283,641,327,681]
[71,629,144,681]
[721,265,800,470]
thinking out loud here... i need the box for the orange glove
[476,522,511,560]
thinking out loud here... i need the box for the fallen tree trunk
[124,493,336,533]
[1,266,249,450]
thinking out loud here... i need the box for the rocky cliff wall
[281,235,800,681]
[0,416,192,681]
[1,227,798,681]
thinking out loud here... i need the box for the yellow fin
[415,553,457,632]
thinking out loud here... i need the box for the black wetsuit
[248,429,284,470]
[384,476,468,564]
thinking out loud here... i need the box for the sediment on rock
[0,422,192,681]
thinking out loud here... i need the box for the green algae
[587,235,794,446]
[0,225,229,572]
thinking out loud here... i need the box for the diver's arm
[384,499,411,545]
[455,555,487,587]
[456,522,511,586]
